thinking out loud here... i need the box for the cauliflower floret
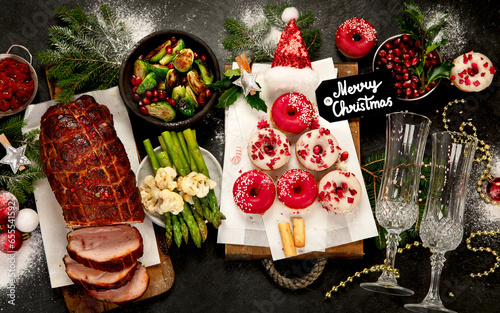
[154,167,178,191]
[140,175,162,213]
[177,172,217,198]
[158,189,184,215]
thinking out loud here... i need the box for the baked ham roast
[87,263,150,304]
[63,255,137,290]
[66,225,143,272]
[39,95,144,227]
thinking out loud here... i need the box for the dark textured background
[1,0,499,312]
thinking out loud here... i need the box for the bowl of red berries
[0,45,38,116]
[373,34,442,101]
[119,30,220,128]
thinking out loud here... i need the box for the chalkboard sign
[316,71,401,122]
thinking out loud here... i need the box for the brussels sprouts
[194,59,214,85]
[166,69,179,92]
[133,60,149,80]
[148,64,171,80]
[145,40,171,63]
[159,39,185,65]
[173,48,194,73]
[187,71,207,96]
[177,86,198,116]
[145,102,176,122]
[171,85,186,102]
[136,72,157,94]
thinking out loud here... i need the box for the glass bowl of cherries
[373,34,442,101]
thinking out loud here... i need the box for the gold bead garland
[466,229,500,277]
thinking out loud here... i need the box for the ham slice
[67,225,143,272]
[63,255,137,290]
[87,263,149,304]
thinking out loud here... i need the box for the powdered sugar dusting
[0,229,44,289]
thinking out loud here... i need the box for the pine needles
[223,2,322,62]
[38,5,133,103]
[361,153,431,249]
[0,116,45,204]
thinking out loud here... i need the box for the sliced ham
[63,255,137,290]
[67,224,143,272]
[87,263,149,304]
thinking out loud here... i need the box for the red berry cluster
[374,34,440,99]
[0,58,35,111]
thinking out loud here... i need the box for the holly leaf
[401,1,424,25]
[395,17,421,41]
[427,60,454,84]
[411,58,425,77]
[224,68,241,79]
[425,26,449,55]
[215,85,242,108]
[245,91,267,112]
[208,77,233,91]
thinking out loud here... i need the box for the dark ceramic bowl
[119,30,220,129]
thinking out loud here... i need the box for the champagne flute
[405,131,477,312]
[360,112,431,296]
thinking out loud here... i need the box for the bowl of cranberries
[0,45,38,116]
[119,30,220,129]
[373,34,441,101]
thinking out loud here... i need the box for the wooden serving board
[224,62,364,260]
[46,75,175,312]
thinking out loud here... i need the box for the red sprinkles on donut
[233,170,276,214]
[295,128,340,171]
[451,51,496,92]
[271,92,314,134]
[336,18,377,59]
[318,170,362,214]
[247,128,291,171]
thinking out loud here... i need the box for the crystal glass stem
[378,232,401,285]
[421,252,446,306]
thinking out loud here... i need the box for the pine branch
[38,5,133,103]
[264,3,290,28]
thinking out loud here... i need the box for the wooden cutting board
[224,62,364,260]
[46,75,175,312]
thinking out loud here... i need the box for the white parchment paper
[22,86,160,288]
[217,59,378,260]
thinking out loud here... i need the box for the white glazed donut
[318,170,362,214]
[295,127,340,171]
[450,51,496,92]
[247,128,291,171]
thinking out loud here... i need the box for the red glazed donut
[233,170,276,214]
[277,169,318,210]
[335,18,377,59]
[271,92,313,134]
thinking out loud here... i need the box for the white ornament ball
[15,208,39,233]
[281,7,299,23]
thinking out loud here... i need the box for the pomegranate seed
[402,68,408,74]
[139,106,148,115]
[375,67,380,71]
[411,75,419,83]
[167,63,174,69]
[153,90,159,98]
[168,98,176,106]
[409,39,414,46]
[205,89,213,99]
[158,90,166,100]
[131,76,136,85]
[152,97,159,103]
[381,58,388,64]
[143,98,151,105]
[376,60,382,66]
[166,46,173,55]
[201,55,207,62]
[340,151,349,162]
[386,53,394,61]
[402,34,410,42]
[412,90,420,98]
[394,38,401,45]
[138,100,144,106]
[170,36,177,44]
[384,43,393,49]
[378,50,387,57]
[135,77,142,85]
[405,88,412,96]
[394,48,401,57]
[414,41,420,48]
[181,77,187,84]
[132,86,138,93]
[403,80,411,88]
[395,65,402,73]
[403,73,410,81]
[394,56,402,63]
[396,88,403,95]
[386,62,394,70]
[145,90,153,99]
[197,96,206,105]
[403,53,410,60]
[394,82,402,88]
[411,57,419,66]
[411,82,418,89]
[133,94,141,102]
[404,59,411,68]
[194,52,199,59]
[409,50,416,58]
[395,74,403,81]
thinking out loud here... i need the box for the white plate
[136,146,222,227]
